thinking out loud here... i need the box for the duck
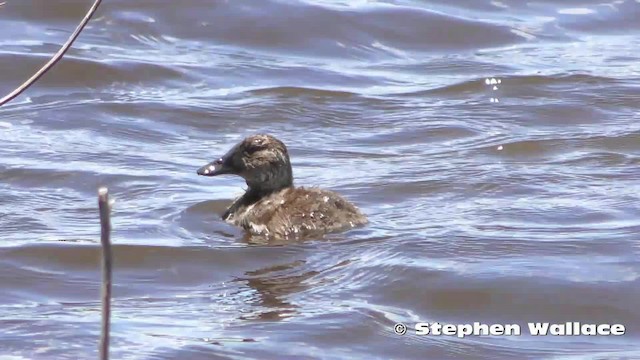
[197,134,367,239]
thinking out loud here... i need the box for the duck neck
[245,163,293,198]
[246,179,292,198]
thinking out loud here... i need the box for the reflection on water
[238,260,311,320]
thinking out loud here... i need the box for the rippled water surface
[1,1,640,359]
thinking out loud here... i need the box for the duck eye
[247,139,265,154]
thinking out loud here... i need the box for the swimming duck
[197,134,367,239]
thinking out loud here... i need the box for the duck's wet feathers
[224,187,367,239]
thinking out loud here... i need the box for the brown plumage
[197,134,367,239]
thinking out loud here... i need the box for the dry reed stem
[98,187,112,360]
[0,0,103,106]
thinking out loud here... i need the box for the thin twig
[98,187,112,360]
[0,0,103,106]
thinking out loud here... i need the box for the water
[1,1,640,359]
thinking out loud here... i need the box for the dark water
[1,0,640,359]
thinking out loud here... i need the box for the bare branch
[0,0,103,106]
[98,187,112,360]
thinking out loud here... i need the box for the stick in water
[98,187,113,360]
[0,0,103,106]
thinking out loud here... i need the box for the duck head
[197,134,294,194]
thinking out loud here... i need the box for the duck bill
[197,158,231,177]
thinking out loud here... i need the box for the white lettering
[474,322,489,335]
[415,323,430,335]
[596,324,610,335]
[413,322,622,337]
[442,324,456,335]
[490,324,504,335]
[430,322,443,335]
[582,324,596,335]
[458,324,472,338]
[528,323,550,335]
[504,324,521,336]
[550,324,565,335]
[611,324,626,335]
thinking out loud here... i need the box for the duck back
[224,187,367,239]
